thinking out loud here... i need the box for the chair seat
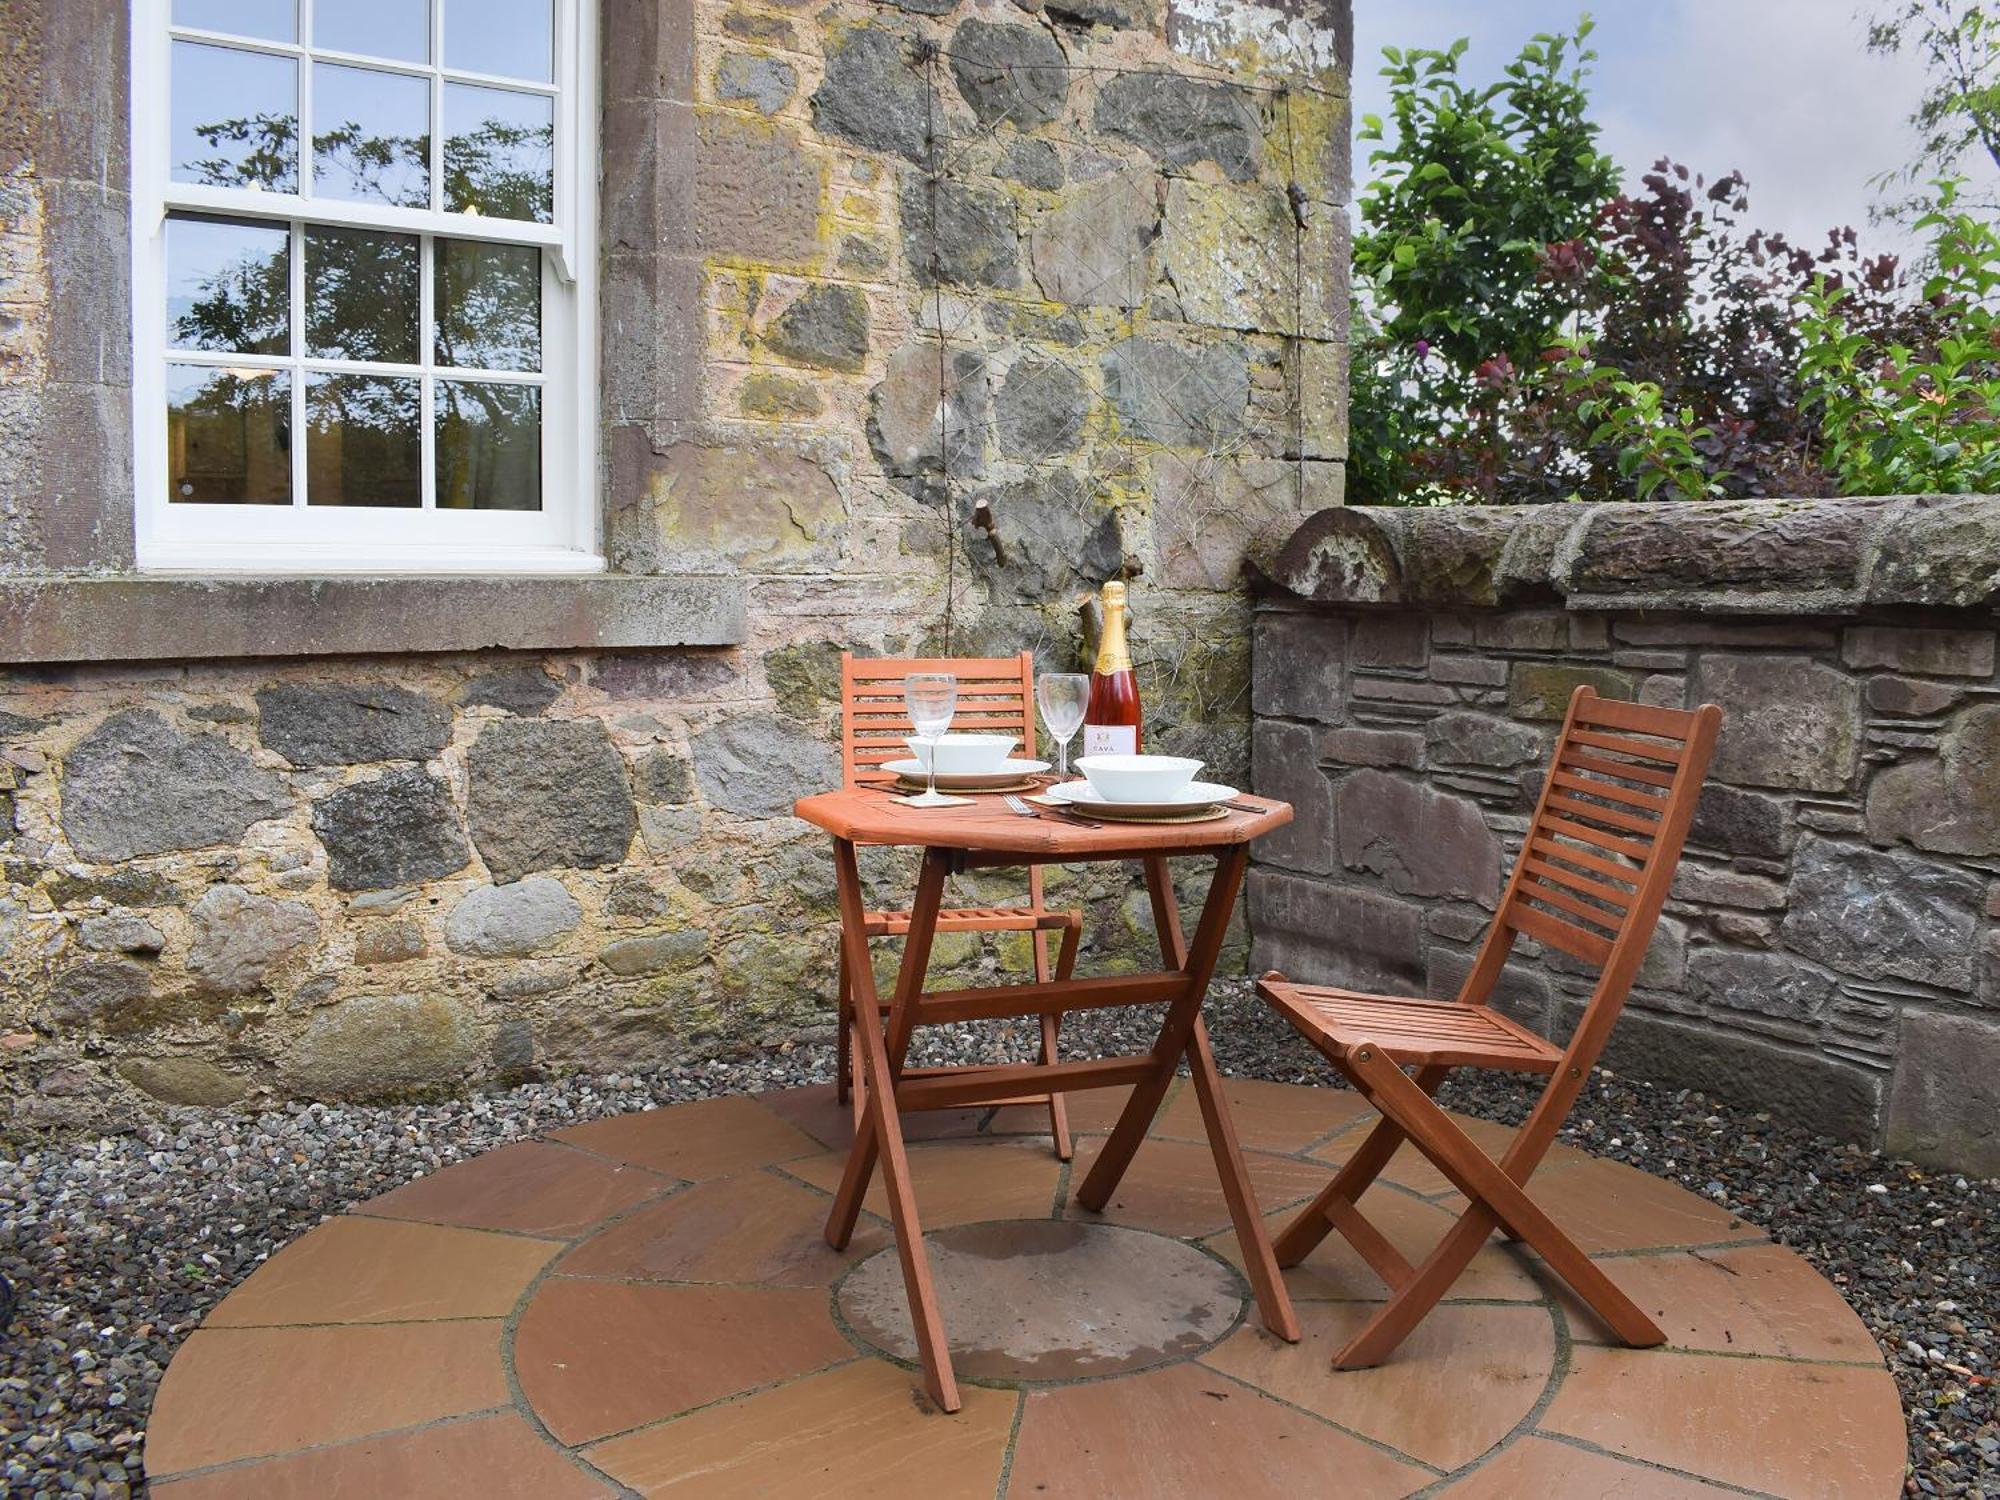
[1258,976,1563,1074]
[863,905,1080,936]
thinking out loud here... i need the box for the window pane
[166,215,289,355]
[312,63,431,208]
[306,226,420,364]
[435,240,541,371]
[172,0,296,42]
[443,84,553,222]
[444,0,551,82]
[436,381,540,509]
[306,374,422,506]
[167,364,292,504]
[314,0,428,64]
[172,42,298,192]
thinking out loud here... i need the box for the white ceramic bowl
[905,732,1019,775]
[1074,753,1204,803]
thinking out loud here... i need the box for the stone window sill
[0,573,747,665]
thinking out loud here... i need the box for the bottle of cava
[1082,581,1141,756]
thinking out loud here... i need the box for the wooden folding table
[793,786,1302,1412]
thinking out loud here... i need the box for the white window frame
[129,0,601,574]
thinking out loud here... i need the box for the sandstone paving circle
[837,1219,1247,1383]
[141,1081,1912,1498]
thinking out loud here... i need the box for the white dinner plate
[1043,779,1238,816]
[882,758,1050,789]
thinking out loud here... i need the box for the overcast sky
[1348,0,1999,261]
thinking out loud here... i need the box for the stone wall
[0,0,1351,1128]
[1249,497,2000,1178]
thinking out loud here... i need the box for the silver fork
[1003,795,1038,818]
[1008,793,1102,828]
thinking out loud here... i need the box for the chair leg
[1271,1064,1448,1268]
[1031,924,1073,1161]
[835,952,853,1106]
[1330,1046,1665,1368]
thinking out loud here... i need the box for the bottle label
[1082,723,1137,757]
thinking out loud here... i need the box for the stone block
[1157,179,1339,336]
[1287,339,1348,461]
[1428,655,1508,687]
[77,912,164,955]
[633,748,695,804]
[1782,834,1981,989]
[626,441,843,573]
[1251,612,1344,722]
[1586,1008,1881,1144]
[599,930,708,976]
[1425,711,1542,769]
[1694,656,1860,793]
[1886,1009,2000,1177]
[355,920,427,966]
[1153,456,1308,591]
[1250,720,1335,875]
[1863,676,1963,718]
[1688,784,1793,860]
[1866,703,2000,856]
[762,284,869,372]
[715,51,796,115]
[44,961,152,1030]
[312,768,471,892]
[467,720,639,881]
[1349,616,1427,670]
[1871,496,2000,609]
[811,26,936,164]
[286,993,479,1101]
[445,878,583,957]
[117,1057,244,1107]
[1029,169,1156,309]
[690,712,839,818]
[694,114,821,266]
[1094,72,1259,179]
[1322,727,1420,769]
[1670,864,1786,910]
[1335,770,1503,907]
[591,652,739,700]
[255,684,451,766]
[1842,625,1995,678]
[1103,335,1248,448]
[1247,869,1424,992]
[1571,499,1874,597]
[458,667,562,716]
[1612,618,1838,651]
[998,137,1064,190]
[1686,948,1838,1024]
[903,177,1020,290]
[971,471,1124,601]
[1475,613,1567,652]
[59,710,291,863]
[993,354,1087,460]
[870,343,990,480]
[1507,663,1636,722]
[947,20,1069,127]
[189,884,320,995]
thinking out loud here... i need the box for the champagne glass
[1037,672,1089,780]
[904,672,958,807]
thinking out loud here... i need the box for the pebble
[1,982,1993,1495]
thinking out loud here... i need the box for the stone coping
[1256,495,2000,615]
[142,1079,1908,1498]
[0,574,747,665]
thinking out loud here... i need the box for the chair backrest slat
[1459,686,1721,1079]
[840,651,1039,789]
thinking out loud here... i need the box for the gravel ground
[1,981,1993,1497]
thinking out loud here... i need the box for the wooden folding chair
[1258,686,1722,1369]
[835,652,1084,1159]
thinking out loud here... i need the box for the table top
[793,786,1293,856]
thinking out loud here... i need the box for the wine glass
[904,672,959,807]
[1037,672,1089,780]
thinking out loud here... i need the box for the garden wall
[0,0,1351,1130]
[1249,496,2000,1178]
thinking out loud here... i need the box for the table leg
[820,840,960,1412]
[1074,848,1243,1211]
